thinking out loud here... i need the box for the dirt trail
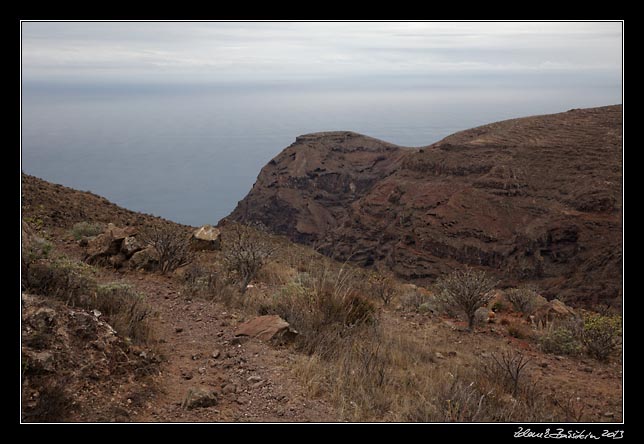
[111,269,335,422]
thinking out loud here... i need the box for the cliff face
[228,106,623,306]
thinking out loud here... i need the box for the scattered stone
[198,367,206,375]
[234,315,298,342]
[539,362,549,368]
[181,387,219,410]
[175,327,184,333]
[181,370,194,380]
[212,350,221,359]
[251,381,264,389]
[129,246,160,270]
[582,366,594,373]
[247,375,262,383]
[447,351,457,357]
[435,352,445,359]
[191,224,222,251]
[222,383,237,395]
[603,412,615,418]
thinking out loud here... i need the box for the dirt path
[112,270,335,422]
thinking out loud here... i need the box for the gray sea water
[21,82,621,226]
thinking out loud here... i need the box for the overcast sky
[21,21,622,88]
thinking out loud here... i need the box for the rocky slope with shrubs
[21,173,622,423]
[229,105,622,308]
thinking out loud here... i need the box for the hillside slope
[228,105,622,307]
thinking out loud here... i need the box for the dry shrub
[400,288,427,312]
[506,322,533,340]
[434,267,498,330]
[25,257,97,307]
[505,286,539,315]
[263,264,376,357]
[222,223,277,294]
[480,349,531,397]
[139,224,193,274]
[295,327,435,422]
[70,221,104,240]
[367,272,397,305]
[26,257,155,345]
[255,260,295,286]
[94,283,155,345]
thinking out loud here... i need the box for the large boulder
[234,315,297,342]
[533,299,577,325]
[191,225,221,251]
[106,223,137,240]
[121,236,143,257]
[85,224,138,264]
[128,246,159,271]
[86,233,121,263]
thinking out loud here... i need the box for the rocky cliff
[228,105,623,306]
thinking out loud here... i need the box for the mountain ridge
[228,105,623,307]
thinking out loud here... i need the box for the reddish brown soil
[229,105,622,308]
[21,164,622,423]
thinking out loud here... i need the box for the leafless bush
[505,286,539,315]
[434,267,498,330]
[553,396,586,422]
[367,272,397,305]
[222,223,277,294]
[481,350,531,397]
[139,224,193,274]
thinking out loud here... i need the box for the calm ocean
[21,82,620,226]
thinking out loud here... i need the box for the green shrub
[71,221,104,240]
[582,313,621,362]
[25,256,154,345]
[539,326,582,355]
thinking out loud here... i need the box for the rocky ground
[21,170,622,423]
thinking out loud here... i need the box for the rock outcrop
[228,106,623,307]
[83,224,152,269]
[191,224,221,251]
